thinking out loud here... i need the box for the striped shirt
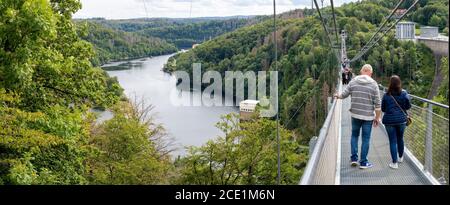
[339,75,381,121]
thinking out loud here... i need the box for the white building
[239,100,260,120]
[396,21,416,40]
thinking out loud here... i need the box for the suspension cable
[313,0,340,61]
[189,0,193,18]
[142,0,149,18]
[330,0,339,43]
[350,0,419,62]
[273,0,281,186]
[313,0,333,48]
[284,87,320,127]
[357,0,405,54]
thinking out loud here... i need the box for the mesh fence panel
[405,104,449,185]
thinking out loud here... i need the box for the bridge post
[425,103,433,174]
[327,97,332,113]
[309,136,318,157]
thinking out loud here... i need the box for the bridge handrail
[300,81,449,185]
[409,94,449,109]
[299,95,337,184]
[378,84,449,109]
[378,84,448,184]
[299,73,342,185]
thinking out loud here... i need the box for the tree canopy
[175,113,307,185]
[77,21,178,66]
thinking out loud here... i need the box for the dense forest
[0,0,448,185]
[75,16,264,65]
[76,21,178,66]
[165,0,449,144]
[138,18,257,48]
[345,0,448,31]
[1,0,121,184]
[83,17,263,49]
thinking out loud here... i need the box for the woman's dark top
[381,90,412,125]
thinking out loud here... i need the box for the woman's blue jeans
[351,118,373,164]
[384,124,406,163]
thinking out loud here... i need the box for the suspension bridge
[299,0,449,185]
[139,0,449,185]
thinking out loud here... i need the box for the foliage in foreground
[0,0,123,184]
[87,101,175,185]
[0,89,91,184]
[175,113,308,185]
[0,0,122,111]
[0,89,175,185]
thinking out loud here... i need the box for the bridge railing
[379,86,449,185]
[299,74,342,185]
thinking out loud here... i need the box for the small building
[396,21,415,40]
[192,44,200,49]
[239,100,260,120]
[420,26,439,38]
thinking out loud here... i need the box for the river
[101,53,237,156]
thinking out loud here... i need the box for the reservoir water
[102,54,237,156]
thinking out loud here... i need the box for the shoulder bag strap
[390,94,408,117]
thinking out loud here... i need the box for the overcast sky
[74,0,357,19]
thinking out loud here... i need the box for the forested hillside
[138,18,257,48]
[76,22,178,66]
[85,17,263,48]
[165,0,448,143]
[411,0,449,33]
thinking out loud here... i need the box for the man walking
[335,64,381,169]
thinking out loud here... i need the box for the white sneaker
[389,162,399,169]
[398,157,404,163]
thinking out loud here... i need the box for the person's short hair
[361,64,373,73]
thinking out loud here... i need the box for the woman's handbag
[390,95,412,126]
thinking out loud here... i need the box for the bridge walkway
[339,96,431,185]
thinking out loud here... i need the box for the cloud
[74,0,357,19]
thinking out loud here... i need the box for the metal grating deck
[339,97,431,185]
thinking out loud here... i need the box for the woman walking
[381,75,411,169]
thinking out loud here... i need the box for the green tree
[433,57,449,116]
[429,14,444,29]
[0,0,123,184]
[0,0,121,111]
[87,101,174,185]
[176,113,307,185]
[0,89,91,184]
